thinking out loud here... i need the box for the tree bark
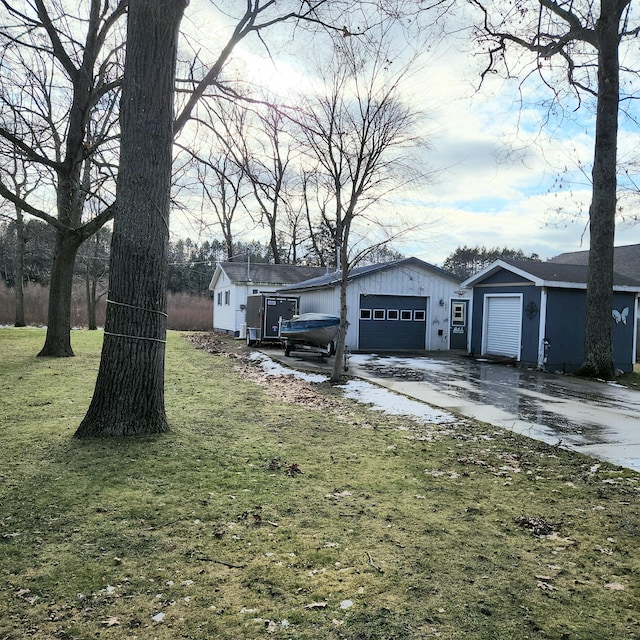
[578,4,623,379]
[86,270,97,330]
[330,250,350,383]
[14,208,26,328]
[76,0,187,437]
[38,230,83,356]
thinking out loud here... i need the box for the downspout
[634,293,639,364]
[537,287,548,370]
[466,292,474,355]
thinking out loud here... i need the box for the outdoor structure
[462,259,640,373]
[208,262,326,336]
[549,243,640,359]
[278,257,467,352]
[548,243,640,281]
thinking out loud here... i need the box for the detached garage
[463,259,640,373]
[279,257,467,352]
[482,294,522,359]
[359,294,428,350]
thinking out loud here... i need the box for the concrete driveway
[349,352,640,472]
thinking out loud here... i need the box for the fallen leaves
[187,333,342,410]
[325,490,353,500]
[536,579,557,591]
[514,515,555,537]
[285,463,303,476]
[101,616,120,627]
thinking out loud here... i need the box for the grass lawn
[0,327,639,640]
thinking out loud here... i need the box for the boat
[280,313,340,356]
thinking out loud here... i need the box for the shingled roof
[278,257,461,292]
[463,258,640,290]
[210,262,327,289]
[549,244,640,282]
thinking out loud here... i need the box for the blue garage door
[359,294,428,350]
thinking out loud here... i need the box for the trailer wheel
[284,343,292,357]
[328,340,336,356]
[247,335,255,347]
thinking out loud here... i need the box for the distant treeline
[443,245,541,280]
[0,219,405,295]
[0,219,275,296]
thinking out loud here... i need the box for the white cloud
[176,2,640,265]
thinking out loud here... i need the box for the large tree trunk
[76,0,186,437]
[578,5,622,379]
[38,230,83,356]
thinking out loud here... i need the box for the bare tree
[76,0,360,436]
[175,93,251,261]
[199,155,247,260]
[0,0,125,356]
[1,155,41,326]
[76,0,186,437]
[469,0,639,378]
[297,35,428,382]
[241,104,299,263]
[77,227,110,330]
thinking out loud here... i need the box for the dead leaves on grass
[514,515,556,537]
[188,332,340,410]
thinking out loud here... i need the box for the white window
[387,309,399,320]
[451,301,465,326]
[373,309,385,320]
[360,309,372,320]
[217,292,222,306]
[414,310,425,321]
[224,290,230,305]
[401,310,412,321]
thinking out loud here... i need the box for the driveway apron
[350,353,640,472]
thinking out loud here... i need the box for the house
[278,257,468,352]
[208,261,326,336]
[548,243,640,281]
[462,259,640,373]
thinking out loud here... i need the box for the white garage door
[483,294,522,359]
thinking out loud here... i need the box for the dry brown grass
[0,281,211,330]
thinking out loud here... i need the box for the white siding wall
[212,274,282,334]
[212,271,235,333]
[297,265,466,350]
[298,289,339,316]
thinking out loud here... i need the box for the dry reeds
[0,280,211,330]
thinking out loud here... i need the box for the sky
[177,2,640,267]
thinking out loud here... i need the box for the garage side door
[359,294,427,350]
[483,294,522,359]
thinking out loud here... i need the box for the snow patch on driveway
[249,352,327,383]
[250,352,453,424]
[338,379,454,424]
